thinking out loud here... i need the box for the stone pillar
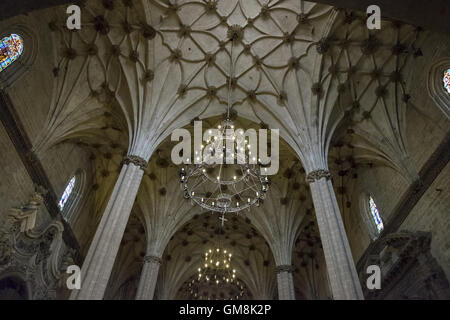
[307,169,364,300]
[135,255,162,300]
[276,265,295,300]
[70,156,147,300]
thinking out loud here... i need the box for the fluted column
[307,170,364,300]
[276,265,295,300]
[135,255,162,300]
[70,156,147,300]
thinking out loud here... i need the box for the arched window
[58,176,76,211]
[0,34,24,72]
[58,170,86,223]
[360,192,385,240]
[368,196,384,233]
[427,59,450,119]
[443,69,450,94]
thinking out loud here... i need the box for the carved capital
[123,155,148,171]
[275,264,293,274]
[143,255,162,265]
[306,169,332,183]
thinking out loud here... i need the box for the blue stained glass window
[0,34,24,72]
[444,69,450,94]
[369,196,384,233]
[58,176,76,211]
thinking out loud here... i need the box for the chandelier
[180,120,269,218]
[188,248,246,300]
[180,40,270,221]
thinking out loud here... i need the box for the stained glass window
[58,176,76,211]
[369,196,384,233]
[443,69,450,94]
[0,34,24,72]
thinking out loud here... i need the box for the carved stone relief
[0,187,76,300]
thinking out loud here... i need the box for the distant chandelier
[199,248,235,285]
[188,248,245,300]
[180,40,270,220]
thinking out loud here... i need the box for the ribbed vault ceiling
[13,0,428,299]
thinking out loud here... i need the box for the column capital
[143,255,162,265]
[275,264,294,274]
[306,169,332,184]
[123,155,148,171]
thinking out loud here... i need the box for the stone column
[276,265,295,300]
[70,156,147,300]
[135,255,162,300]
[307,169,364,300]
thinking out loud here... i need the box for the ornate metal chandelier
[187,247,246,300]
[180,119,269,218]
[199,248,235,284]
[180,40,270,221]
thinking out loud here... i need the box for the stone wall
[0,13,93,253]
[401,164,450,280]
[344,31,450,272]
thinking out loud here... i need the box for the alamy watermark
[66,5,81,30]
[65,4,382,31]
[366,265,381,290]
[171,121,280,176]
[367,5,381,30]
[66,265,81,290]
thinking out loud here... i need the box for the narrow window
[443,69,450,94]
[58,176,76,211]
[369,196,384,233]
